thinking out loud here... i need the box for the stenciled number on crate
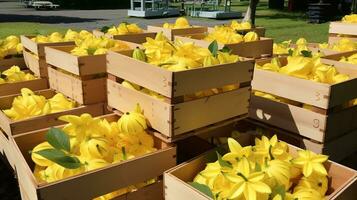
[313,119,320,128]
[315,91,321,101]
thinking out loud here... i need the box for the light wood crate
[243,118,357,162]
[45,43,138,104]
[147,25,208,41]
[20,35,75,77]
[287,43,342,56]
[0,67,48,96]
[107,50,253,99]
[252,57,357,109]
[207,26,266,37]
[0,57,26,70]
[248,94,357,143]
[107,79,250,142]
[107,50,253,141]
[13,113,176,200]
[164,132,357,200]
[0,89,105,137]
[328,21,357,45]
[175,34,273,58]
[92,29,157,44]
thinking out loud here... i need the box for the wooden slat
[329,22,357,36]
[48,67,107,104]
[147,25,207,40]
[107,50,173,97]
[328,35,357,45]
[207,26,266,37]
[0,57,26,69]
[252,68,331,108]
[0,78,48,96]
[173,87,250,136]
[20,35,39,56]
[249,95,327,142]
[173,60,253,97]
[93,29,156,43]
[249,95,357,143]
[45,46,81,75]
[175,35,273,58]
[107,79,172,135]
[23,49,48,78]
[113,180,163,200]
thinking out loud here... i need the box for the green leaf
[220,46,232,53]
[208,40,219,57]
[301,50,312,58]
[46,127,70,152]
[189,182,214,198]
[255,162,262,172]
[101,26,110,33]
[288,49,293,56]
[216,152,232,168]
[35,149,82,169]
[270,185,286,200]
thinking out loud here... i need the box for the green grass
[0,1,330,43]
[0,23,68,38]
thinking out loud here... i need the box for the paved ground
[0,0,234,30]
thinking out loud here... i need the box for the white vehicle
[31,1,60,10]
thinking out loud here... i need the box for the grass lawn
[0,22,69,38]
[0,1,330,43]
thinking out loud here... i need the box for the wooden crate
[147,25,208,41]
[20,35,75,77]
[0,89,105,136]
[175,34,273,58]
[328,22,357,45]
[207,26,266,37]
[248,94,357,143]
[93,29,157,44]
[12,113,176,200]
[0,67,48,96]
[164,133,357,200]
[107,50,253,140]
[243,118,357,162]
[107,50,253,99]
[0,57,26,70]
[107,79,250,141]
[252,57,357,109]
[45,44,138,104]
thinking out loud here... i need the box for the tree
[243,0,260,25]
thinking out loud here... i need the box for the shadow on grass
[0,14,102,23]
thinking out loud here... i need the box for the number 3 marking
[313,119,320,128]
[315,92,321,101]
